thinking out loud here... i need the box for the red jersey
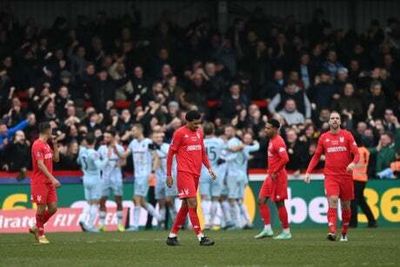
[167,126,210,176]
[306,129,360,177]
[267,134,289,175]
[31,139,53,185]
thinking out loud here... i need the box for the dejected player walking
[255,119,291,240]
[165,110,216,246]
[305,111,360,241]
[29,122,60,244]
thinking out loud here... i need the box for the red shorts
[177,171,199,199]
[31,183,58,205]
[259,173,288,202]
[324,176,354,200]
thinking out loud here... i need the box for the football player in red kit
[165,110,216,246]
[255,119,291,240]
[305,111,359,241]
[29,122,61,244]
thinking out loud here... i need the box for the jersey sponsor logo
[326,146,348,153]
[186,145,201,151]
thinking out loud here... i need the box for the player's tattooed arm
[37,159,60,187]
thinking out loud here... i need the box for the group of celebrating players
[28,109,359,246]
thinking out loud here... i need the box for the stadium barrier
[0,173,399,233]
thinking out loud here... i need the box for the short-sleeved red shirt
[167,126,210,176]
[31,139,53,185]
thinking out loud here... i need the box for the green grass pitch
[0,228,398,266]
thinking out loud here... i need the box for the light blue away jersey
[77,147,108,181]
[128,138,153,177]
[204,137,226,168]
[97,144,125,179]
[225,137,246,177]
[239,142,260,174]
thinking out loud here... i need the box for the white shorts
[84,181,102,201]
[155,176,177,200]
[226,175,240,199]
[199,169,224,198]
[101,178,123,197]
[134,175,149,197]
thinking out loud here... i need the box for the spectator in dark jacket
[220,83,249,120]
[89,69,128,113]
[2,130,31,177]
[55,140,80,170]
[298,52,317,91]
[310,70,338,110]
[331,83,363,121]
[322,50,344,77]
[285,128,308,174]
[268,81,311,119]
[364,81,387,119]
[262,69,285,99]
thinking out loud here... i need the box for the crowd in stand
[0,7,399,178]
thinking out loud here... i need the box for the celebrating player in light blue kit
[124,124,162,231]
[77,133,110,232]
[97,130,126,232]
[153,131,177,228]
[237,132,260,229]
[224,125,246,229]
[199,122,226,230]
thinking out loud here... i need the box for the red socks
[43,210,53,224]
[36,210,57,236]
[188,207,202,235]
[277,205,289,229]
[327,208,337,234]
[342,208,351,235]
[259,203,271,225]
[171,205,202,236]
[171,205,188,234]
[36,213,45,236]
